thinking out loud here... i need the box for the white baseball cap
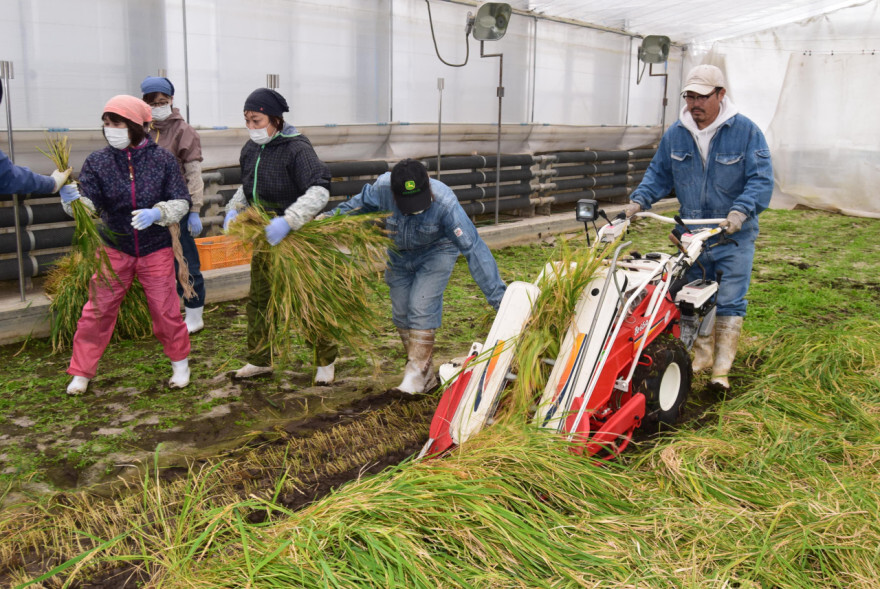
[682,64,726,95]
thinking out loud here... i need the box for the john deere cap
[390,159,432,215]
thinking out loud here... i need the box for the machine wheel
[632,333,692,425]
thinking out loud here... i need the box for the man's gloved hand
[187,212,203,237]
[719,210,748,235]
[51,168,72,193]
[59,183,81,204]
[624,202,642,219]
[223,209,238,231]
[131,208,162,230]
[313,212,330,222]
[265,217,292,246]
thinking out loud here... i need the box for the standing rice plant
[225,206,392,362]
[38,134,152,351]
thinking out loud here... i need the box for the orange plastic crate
[195,235,252,270]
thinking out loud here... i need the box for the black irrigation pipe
[553,149,655,163]
[460,196,533,216]
[421,154,535,171]
[0,201,71,228]
[551,161,649,177]
[0,148,657,279]
[438,168,533,186]
[0,251,65,279]
[0,226,75,255]
[550,173,644,191]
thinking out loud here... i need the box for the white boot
[396,329,438,394]
[315,361,335,386]
[691,331,715,373]
[709,316,744,391]
[184,306,204,334]
[234,363,274,379]
[169,358,191,388]
[66,375,90,396]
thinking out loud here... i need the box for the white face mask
[248,126,273,145]
[104,127,131,150]
[151,104,172,121]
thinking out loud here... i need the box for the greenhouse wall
[1,0,681,170]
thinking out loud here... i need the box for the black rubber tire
[632,333,692,425]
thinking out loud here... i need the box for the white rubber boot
[169,358,191,389]
[396,329,438,394]
[315,361,335,385]
[66,375,90,396]
[184,306,204,334]
[691,331,715,373]
[234,363,274,379]
[709,316,744,391]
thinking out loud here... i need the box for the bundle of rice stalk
[226,207,392,362]
[38,134,153,351]
[503,236,619,419]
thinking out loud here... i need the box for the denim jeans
[685,226,757,317]
[174,227,206,308]
[386,242,461,330]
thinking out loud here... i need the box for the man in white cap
[624,64,773,391]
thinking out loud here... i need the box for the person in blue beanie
[140,76,207,334]
[0,83,70,195]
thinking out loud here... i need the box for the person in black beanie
[223,88,337,384]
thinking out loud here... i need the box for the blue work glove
[131,208,162,230]
[187,212,203,237]
[265,217,292,246]
[59,183,81,204]
[223,209,238,231]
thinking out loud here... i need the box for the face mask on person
[104,127,131,150]
[151,104,172,121]
[248,126,273,145]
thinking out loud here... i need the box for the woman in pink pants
[59,95,192,395]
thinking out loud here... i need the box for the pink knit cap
[103,95,153,125]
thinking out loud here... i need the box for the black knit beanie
[243,88,289,117]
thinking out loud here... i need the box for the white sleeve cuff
[283,185,330,231]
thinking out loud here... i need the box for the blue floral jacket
[78,139,190,257]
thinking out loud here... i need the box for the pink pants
[68,247,190,379]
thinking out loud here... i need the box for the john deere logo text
[405,180,416,191]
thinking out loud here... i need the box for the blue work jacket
[0,150,55,195]
[331,173,506,309]
[631,113,773,232]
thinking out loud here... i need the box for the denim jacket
[631,113,773,233]
[332,173,506,308]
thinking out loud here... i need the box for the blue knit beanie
[140,76,175,97]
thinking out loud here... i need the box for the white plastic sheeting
[526,0,866,45]
[683,0,880,217]
[0,0,680,129]
[2,0,877,216]
[768,54,879,218]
